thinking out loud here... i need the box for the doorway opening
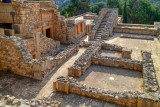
[46,28,51,38]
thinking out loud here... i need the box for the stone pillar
[53,76,70,94]
[13,24,23,34]
[34,32,41,59]
[0,28,5,36]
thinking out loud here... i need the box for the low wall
[118,24,155,28]
[53,76,160,107]
[91,55,142,71]
[68,41,102,77]
[102,43,132,59]
[142,51,159,92]
[0,95,61,107]
[114,26,158,36]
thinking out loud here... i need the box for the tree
[90,2,107,14]
[107,0,123,15]
[123,2,128,23]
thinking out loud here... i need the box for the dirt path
[36,48,86,99]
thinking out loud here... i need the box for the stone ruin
[0,0,160,106]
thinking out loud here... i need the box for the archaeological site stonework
[0,0,160,107]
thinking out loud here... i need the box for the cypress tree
[123,2,128,23]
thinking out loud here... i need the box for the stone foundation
[142,51,159,92]
[53,76,160,107]
[102,43,132,59]
[0,95,61,107]
[91,55,142,72]
[68,41,102,77]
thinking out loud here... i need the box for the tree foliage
[60,0,160,24]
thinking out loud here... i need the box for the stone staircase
[94,11,112,40]
[94,9,118,41]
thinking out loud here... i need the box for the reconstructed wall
[114,26,158,36]
[0,35,78,80]
[118,23,155,28]
[53,76,160,107]
[0,3,14,23]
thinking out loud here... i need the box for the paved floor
[77,65,144,92]
[106,33,154,61]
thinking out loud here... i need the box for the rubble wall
[91,55,142,71]
[0,36,34,78]
[40,35,60,57]
[68,41,102,77]
[142,51,159,92]
[0,36,78,80]
[54,76,160,107]
[102,44,132,59]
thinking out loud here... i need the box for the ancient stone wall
[118,23,155,28]
[0,35,78,80]
[0,95,60,107]
[40,34,60,57]
[0,36,33,78]
[91,55,142,71]
[142,51,159,92]
[0,3,14,23]
[24,1,57,8]
[24,38,35,56]
[68,41,102,77]
[102,44,132,59]
[53,76,160,107]
[114,26,158,36]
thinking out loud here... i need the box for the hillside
[54,0,160,7]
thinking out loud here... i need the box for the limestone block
[69,85,81,95]
[0,28,5,36]
[68,68,82,77]
[13,24,23,34]
[4,29,15,36]
[55,81,69,94]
